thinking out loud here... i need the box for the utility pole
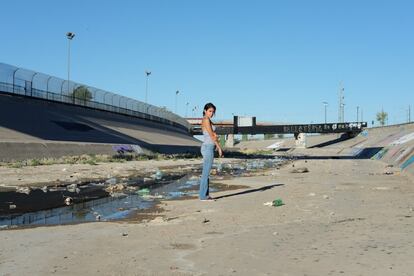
[409,105,411,123]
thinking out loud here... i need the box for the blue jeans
[200,143,215,199]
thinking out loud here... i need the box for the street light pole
[66,32,75,103]
[356,106,359,122]
[185,102,189,118]
[323,101,328,124]
[175,90,179,114]
[145,70,151,103]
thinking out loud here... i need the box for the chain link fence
[0,63,190,131]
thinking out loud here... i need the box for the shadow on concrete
[309,133,355,148]
[0,94,200,154]
[213,183,284,200]
[290,147,384,160]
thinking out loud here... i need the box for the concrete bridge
[188,116,367,148]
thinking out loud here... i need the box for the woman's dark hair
[203,102,216,116]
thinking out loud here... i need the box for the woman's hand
[217,147,223,158]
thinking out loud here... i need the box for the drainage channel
[0,158,285,229]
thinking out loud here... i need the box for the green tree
[70,85,92,104]
[376,110,388,126]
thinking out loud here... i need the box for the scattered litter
[41,186,48,193]
[9,204,17,210]
[141,194,163,200]
[64,197,73,205]
[308,193,316,197]
[122,232,128,237]
[95,215,101,221]
[105,183,126,193]
[137,188,150,196]
[290,167,309,173]
[62,168,67,172]
[202,218,210,224]
[323,195,329,199]
[272,198,284,207]
[263,202,273,206]
[151,169,163,180]
[109,192,127,198]
[383,171,394,175]
[66,184,78,193]
[16,187,31,195]
[273,231,279,236]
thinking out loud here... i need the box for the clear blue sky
[1,0,413,125]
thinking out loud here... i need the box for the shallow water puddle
[0,158,284,229]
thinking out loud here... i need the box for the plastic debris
[137,188,150,196]
[16,187,31,195]
[66,184,78,193]
[272,198,284,207]
[263,202,273,206]
[141,194,163,200]
[150,169,163,180]
[64,197,73,205]
[110,192,127,198]
[9,204,17,210]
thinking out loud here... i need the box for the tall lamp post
[356,106,360,122]
[185,102,189,118]
[322,101,328,124]
[66,32,75,103]
[175,90,179,114]
[145,70,151,103]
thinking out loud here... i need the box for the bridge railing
[0,63,190,132]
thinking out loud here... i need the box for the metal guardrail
[0,63,191,132]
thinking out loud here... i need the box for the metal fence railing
[0,63,191,132]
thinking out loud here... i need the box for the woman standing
[200,103,223,201]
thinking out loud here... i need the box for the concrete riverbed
[1,150,413,275]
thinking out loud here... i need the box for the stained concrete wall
[0,94,200,161]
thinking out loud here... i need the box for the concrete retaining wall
[0,94,200,161]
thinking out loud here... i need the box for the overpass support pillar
[225,134,235,148]
[294,133,307,148]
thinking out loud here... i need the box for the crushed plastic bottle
[272,198,284,207]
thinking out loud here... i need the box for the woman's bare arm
[202,118,217,141]
[202,118,223,157]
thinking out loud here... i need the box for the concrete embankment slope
[0,94,200,161]
[236,123,414,177]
